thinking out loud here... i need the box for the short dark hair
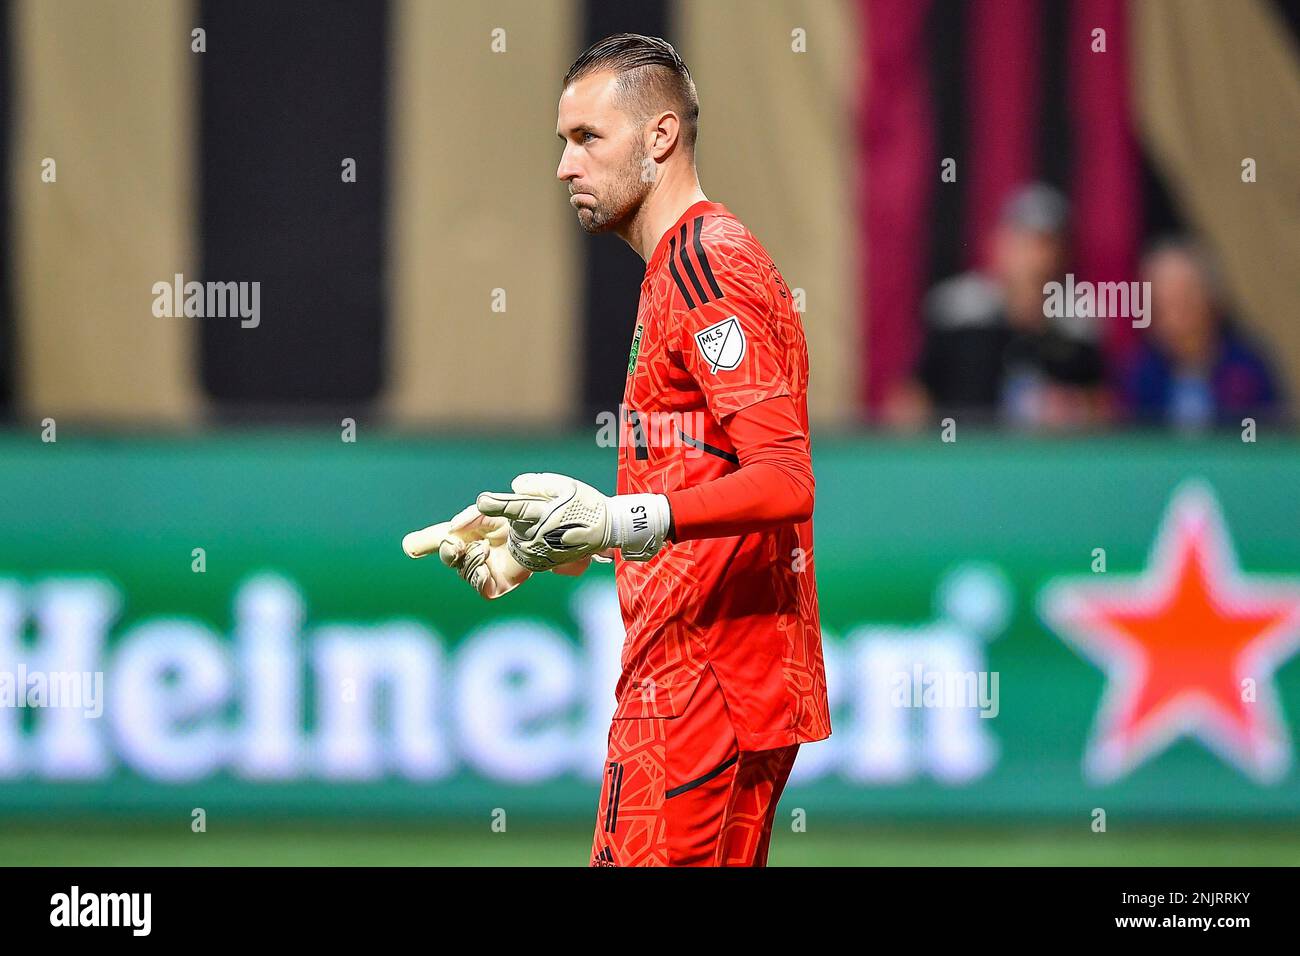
[1141,234,1225,305]
[562,33,699,151]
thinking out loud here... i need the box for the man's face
[556,71,651,234]
[990,223,1066,328]
[991,224,1065,290]
[1145,250,1216,357]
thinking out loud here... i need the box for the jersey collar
[645,200,730,275]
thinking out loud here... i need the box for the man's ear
[649,110,681,160]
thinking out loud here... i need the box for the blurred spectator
[1123,237,1282,430]
[885,183,1106,430]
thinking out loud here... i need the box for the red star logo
[1040,480,1300,783]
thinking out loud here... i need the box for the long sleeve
[665,395,813,541]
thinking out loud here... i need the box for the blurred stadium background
[0,0,1298,866]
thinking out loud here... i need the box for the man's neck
[618,167,708,263]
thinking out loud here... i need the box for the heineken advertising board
[0,433,1297,820]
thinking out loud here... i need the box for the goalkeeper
[403,34,830,867]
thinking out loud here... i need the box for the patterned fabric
[590,663,800,867]
[612,200,831,751]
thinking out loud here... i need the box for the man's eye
[582,132,596,143]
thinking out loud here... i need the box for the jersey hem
[734,725,831,752]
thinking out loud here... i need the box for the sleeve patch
[694,316,746,372]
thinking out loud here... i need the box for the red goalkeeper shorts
[589,663,800,867]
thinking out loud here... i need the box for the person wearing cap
[886,182,1106,430]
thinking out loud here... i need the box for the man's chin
[576,209,616,234]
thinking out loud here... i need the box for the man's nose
[556,146,581,183]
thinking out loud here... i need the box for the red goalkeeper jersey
[612,199,831,751]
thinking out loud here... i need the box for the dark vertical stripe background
[1038,0,1072,194]
[1271,0,1300,46]
[199,0,388,416]
[0,0,12,415]
[926,0,967,287]
[577,0,671,421]
[1139,152,1186,241]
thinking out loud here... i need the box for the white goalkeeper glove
[476,472,671,572]
[402,504,532,599]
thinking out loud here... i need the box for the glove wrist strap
[609,494,671,561]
